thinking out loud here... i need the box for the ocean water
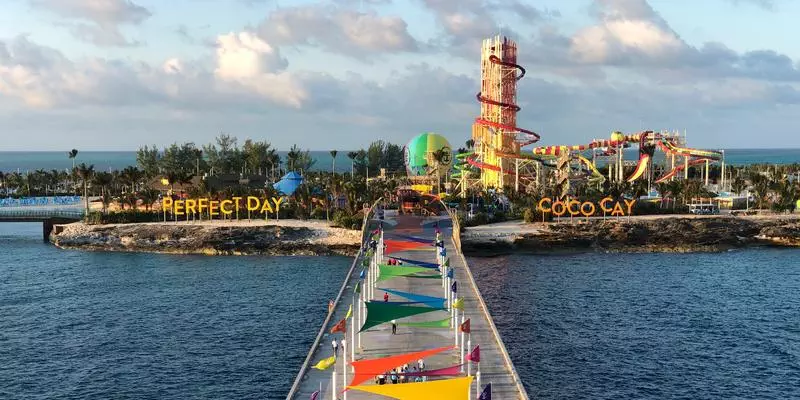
[4,221,800,399]
[469,251,800,399]
[0,223,351,400]
[1,148,798,173]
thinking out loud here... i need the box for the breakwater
[50,220,361,256]
[461,215,800,255]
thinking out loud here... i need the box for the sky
[1,0,800,151]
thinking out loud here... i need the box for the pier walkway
[287,208,527,399]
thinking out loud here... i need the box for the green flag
[359,301,445,332]
[397,317,451,328]
[443,258,450,267]
[354,281,361,294]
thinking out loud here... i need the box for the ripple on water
[469,249,800,400]
[0,223,350,400]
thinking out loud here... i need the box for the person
[378,374,386,385]
[331,339,338,357]
[398,261,403,265]
[417,358,424,371]
[384,292,389,302]
[328,299,334,314]
[391,319,397,335]
[390,370,398,384]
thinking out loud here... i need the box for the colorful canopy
[360,301,445,332]
[397,317,451,328]
[379,264,440,282]
[349,376,473,400]
[388,234,433,244]
[347,345,454,387]
[385,239,431,254]
[272,171,304,195]
[312,356,335,370]
[380,288,446,308]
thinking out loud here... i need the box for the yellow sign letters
[537,197,636,218]
[162,196,285,216]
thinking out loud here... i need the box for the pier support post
[331,362,336,400]
[342,340,347,400]
[475,370,481,400]
[42,219,54,242]
[454,303,459,349]
[460,314,465,372]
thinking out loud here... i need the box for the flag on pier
[330,318,346,334]
[398,363,464,377]
[345,304,352,319]
[347,345,454,387]
[312,356,336,370]
[479,383,492,400]
[348,376,473,400]
[310,390,320,400]
[354,280,361,293]
[466,345,480,363]
[453,297,464,310]
[451,280,458,293]
[460,318,471,333]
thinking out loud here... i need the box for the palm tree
[347,151,358,178]
[139,189,160,211]
[92,171,114,213]
[430,148,449,194]
[74,163,95,214]
[67,149,79,169]
[330,150,338,174]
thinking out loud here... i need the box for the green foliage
[136,145,160,178]
[332,209,363,230]
[523,207,535,223]
[203,134,242,174]
[85,210,162,225]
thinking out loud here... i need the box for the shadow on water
[469,249,800,400]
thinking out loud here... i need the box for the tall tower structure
[472,36,519,189]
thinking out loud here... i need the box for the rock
[50,221,361,256]
[461,216,800,255]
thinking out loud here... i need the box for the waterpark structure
[452,35,726,198]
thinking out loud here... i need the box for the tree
[136,145,160,178]
[160,142,203,177]
[203,133,242,174]
[139,189,160,211]
[74,163,95,214]
[285,145,316,173]
[731,175,747,196]
[67,149,79,169]
[120,166,144,193]
[92,172,114,213]
[242,139,276,175]
[347,151,358,178]
[330,150,338,174]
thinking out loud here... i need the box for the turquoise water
[1,148,798,173]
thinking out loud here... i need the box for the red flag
[459,318,471,333]
[330,318,346,334]
[466,345,480,363]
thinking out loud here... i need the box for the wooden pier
[287,208,527,399]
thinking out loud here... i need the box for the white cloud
[29,0,151,46]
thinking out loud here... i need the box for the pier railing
[439,200,530,399]
[286,198,383,399]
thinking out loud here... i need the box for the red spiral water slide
[475,55,541,147]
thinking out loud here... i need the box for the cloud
[256,5,418,58]
[29,0,151,46]
[726,0,775,10]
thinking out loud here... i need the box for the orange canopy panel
[347,345,454,387]
[385,239,431,254]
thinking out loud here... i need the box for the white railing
[285,198,382,399]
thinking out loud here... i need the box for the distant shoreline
[461,215,800,256]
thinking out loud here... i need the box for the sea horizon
[2,148,799,174]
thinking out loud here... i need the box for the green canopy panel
[397,317,451,328]
[359,301,445,332]
[378,264,439,282]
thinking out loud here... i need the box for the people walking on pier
[417,358,424,371]
[391,319,397,335]
[384,292,389,302]
[331,339,338,357]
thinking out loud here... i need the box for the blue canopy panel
[380,288,446,309]
[273,171,304,195]
[386,234,432,244]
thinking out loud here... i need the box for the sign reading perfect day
[162,196,285,216]
[537,197,636,217]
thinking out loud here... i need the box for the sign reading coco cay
[537,197,636,217]
[163,196,285,216]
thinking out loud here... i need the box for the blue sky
[1,0,799,151]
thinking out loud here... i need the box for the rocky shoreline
[50,220,362,256]
[461,215,800,256]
